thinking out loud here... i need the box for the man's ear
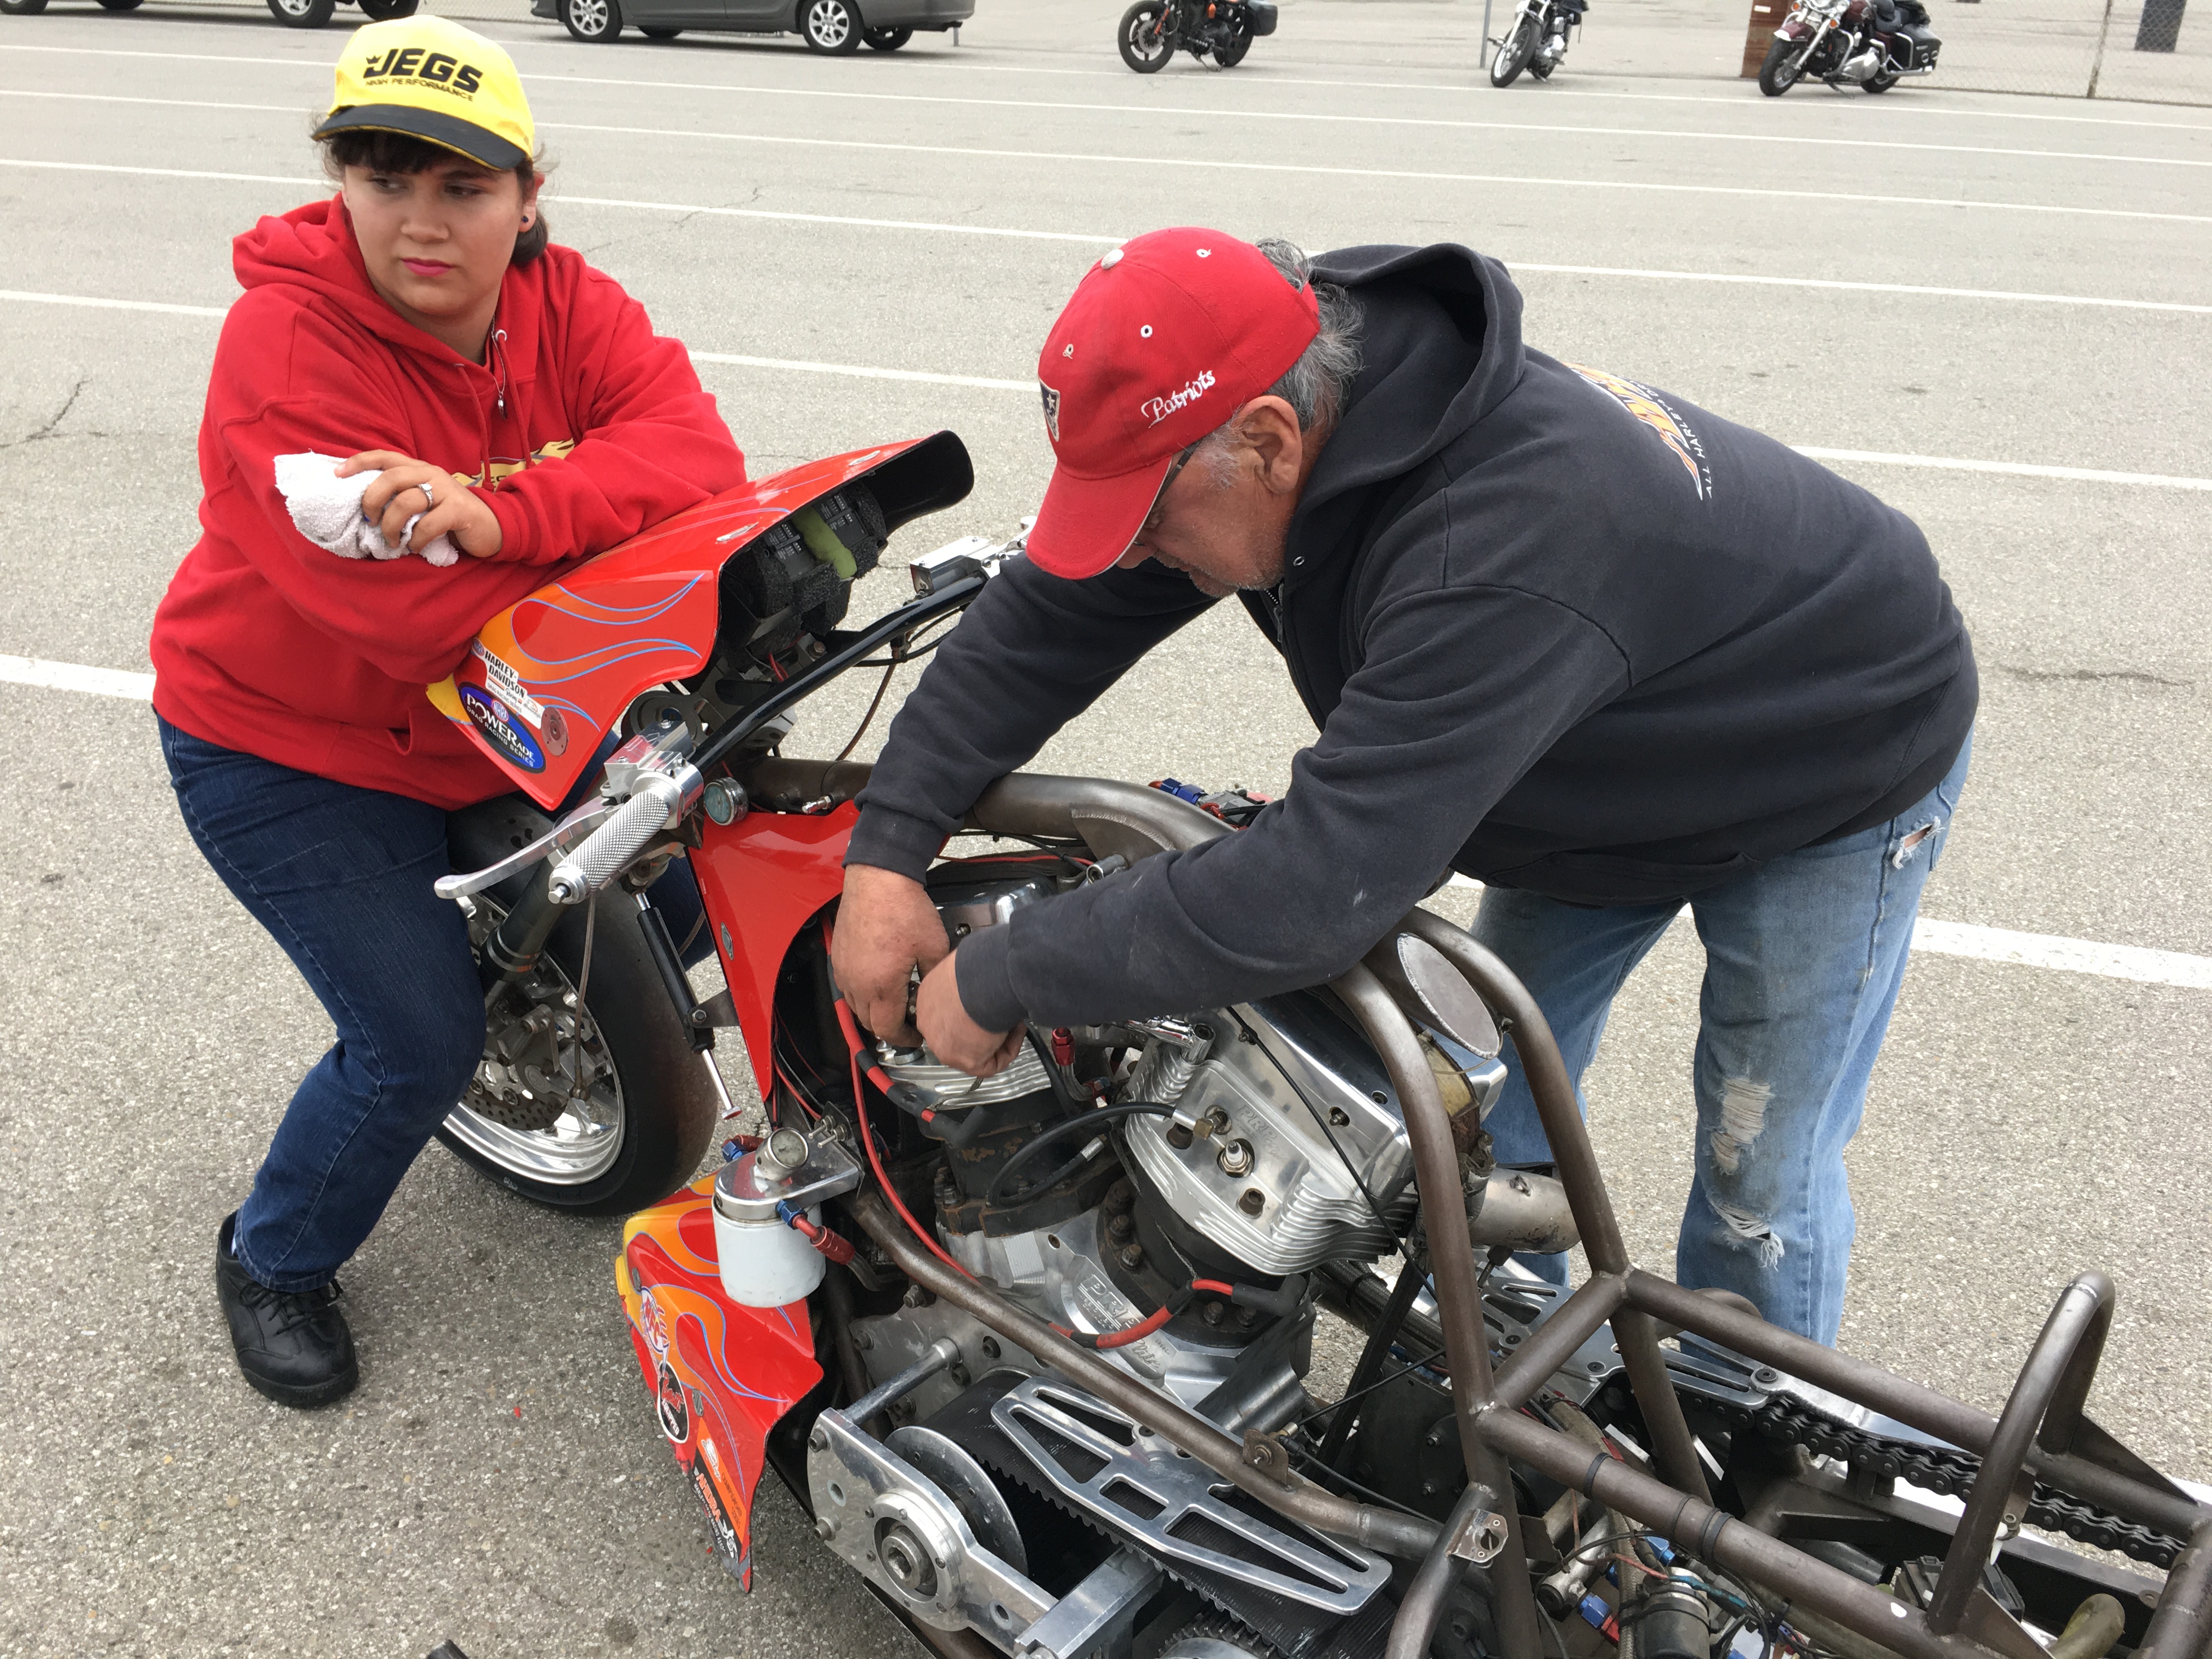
[1236,397,1306,494]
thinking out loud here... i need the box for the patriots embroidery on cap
[1039,381,1062,443]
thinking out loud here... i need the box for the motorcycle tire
[264,0,336,26]
[1489,15,1539,86]
[0,0,52,15]
[1214,16,1253,64]
[436,797,720,1216]
[97,0,146,10]
[641,24,680,35]
[1118,1,1175,71]
[561,0,623,41]
[863,24,911,47]
[1758,34,1807,94]
[1529,55,1554,78]
[1862,70,1900,90]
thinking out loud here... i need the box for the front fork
[1788,13,1833,72]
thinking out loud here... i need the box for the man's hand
[339,450,504,560]
[832,864,951,1045]
[915,953,1028,1079]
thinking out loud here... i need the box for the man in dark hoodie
[832,229,1974,1344]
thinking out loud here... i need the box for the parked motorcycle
[1117,0,1278,72]
[429,432,2210,1658]
[1759,0,1942,94]
[1488,0,1585,87]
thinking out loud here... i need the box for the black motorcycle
[1118,0,1278,72]
[1489,0,1587,84]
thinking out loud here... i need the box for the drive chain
[1697,1389,2183,1569]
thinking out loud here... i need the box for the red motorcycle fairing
[688,800,859,1107]
[612,802,859,1578]
[424,432,971,810]
[617,1179,823,1588]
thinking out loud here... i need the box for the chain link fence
[55,0,2211,107]
[1855,0,2205,103]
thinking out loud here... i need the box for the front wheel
[0,0,53,15]
[438,799,720,1215]
[264,0,336,26]
[1118,0,1175,71]
[356,0,417,17]
[801,0,864,52]
[1759,34,1807,93]
[1489,14,1539,86]
[863,24,911,47]
[561,0,624,41]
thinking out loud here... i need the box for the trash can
[1742,0,1786,73]
[2136,0,2185,51]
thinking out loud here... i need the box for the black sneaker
[214,1213,358,1408]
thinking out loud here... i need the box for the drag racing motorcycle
[1758,0,1942,94]
[1118,0,1278,72]
[429,431,2212,1658]
[1488,0,1586,87]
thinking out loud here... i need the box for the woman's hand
[338,450,503,560]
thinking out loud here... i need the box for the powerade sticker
[460,683,545,773]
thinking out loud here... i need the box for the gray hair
[1195,240,1362,476]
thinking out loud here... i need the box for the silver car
[535,0,973,52]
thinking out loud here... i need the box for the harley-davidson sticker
[470,640,545,727]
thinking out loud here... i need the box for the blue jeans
[159,716,703,1292]
[1476,738,1970,1344]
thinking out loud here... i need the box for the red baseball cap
[1029,229,1321,580]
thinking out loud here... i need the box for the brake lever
[434,795,621,902]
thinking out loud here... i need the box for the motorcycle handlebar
[546,769,697,905]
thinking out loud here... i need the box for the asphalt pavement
[1,2,2208,1655]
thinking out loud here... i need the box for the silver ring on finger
[417,479,435,508]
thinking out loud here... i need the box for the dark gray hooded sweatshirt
[847,244,1977,1032]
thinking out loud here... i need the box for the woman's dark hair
[318,126,549,266]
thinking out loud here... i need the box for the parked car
[531,0,972,50]
[0,0,419,24]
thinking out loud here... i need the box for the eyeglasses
[1138,442,1201,539]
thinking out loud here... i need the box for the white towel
[273,452,460,568]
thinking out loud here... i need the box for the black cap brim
[314,104,528,172]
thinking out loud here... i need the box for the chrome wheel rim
[808,0,851,44]
[570,0,611,32]
[444,903,626,1185]
[275,0,315,15]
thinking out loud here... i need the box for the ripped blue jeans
[1476,737,1970,1344]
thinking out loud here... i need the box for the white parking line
[8,160,2208,314]
[0,655,155,701]
[690,350,1028,390]
[14,156,2200,319]
[9,289,2212,488]
[3,43,2204,170]
[1438,876,2212,989]
[8,652,2204,991]
[12,90,2210,226]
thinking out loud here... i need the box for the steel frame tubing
[1385,906,2210,1655]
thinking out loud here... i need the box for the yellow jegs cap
[315,16,534,173]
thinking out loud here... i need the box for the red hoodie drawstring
[489,326,511,422]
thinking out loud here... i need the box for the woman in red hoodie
[149,16,747,1408]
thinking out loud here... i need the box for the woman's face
[341,156,537,340]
